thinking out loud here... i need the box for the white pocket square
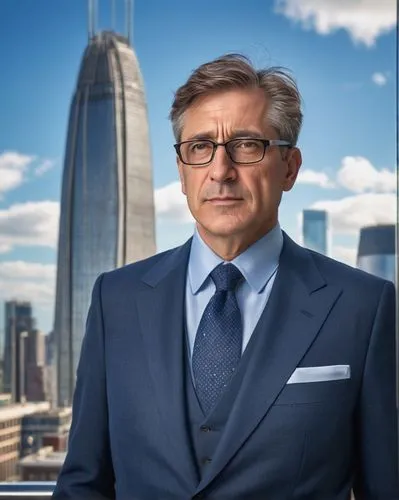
[287,365,350,384]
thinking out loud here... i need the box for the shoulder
[310,249,393,287]
[101,248,177,287]
[306,247,394,297]
[282,231,394,301]
[95,238,192,295]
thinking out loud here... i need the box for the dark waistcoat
[183,327,260,480]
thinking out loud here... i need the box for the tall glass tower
[357,224,395,283]
[302,209,328,256]
[54,13,156,405]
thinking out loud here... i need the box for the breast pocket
[274,378,351,406]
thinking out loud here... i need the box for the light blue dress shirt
[185,224,284,366]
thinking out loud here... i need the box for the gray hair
[169,53,303,146]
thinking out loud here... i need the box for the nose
[209,145,237,183]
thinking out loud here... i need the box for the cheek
[250,171,282,207]
[245,171,270,201]
[185,172,206,205]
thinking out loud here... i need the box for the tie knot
[210,263,243,292]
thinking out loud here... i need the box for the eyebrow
[184,129,265,141]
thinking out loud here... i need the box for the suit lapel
[196,233,342,493]
[135,239,199,490]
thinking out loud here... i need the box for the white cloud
[0,169,24,195]
[0,151,56,195]
[331,245,357,267]
[0,151,35,195]
[371,72,388,86]
[35,159,56,177]
[274,0,396,47]
[0,243,12,254]
[0,201,60,252]
[311,192,395,235]
[297,169,334,188]
[0,151,35,170]
[154,181,194,224]
[0,261,56,308]
[336,156,395,193]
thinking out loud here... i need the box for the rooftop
[24,407,72,419]
[19,447,66,468]
[0,402,50,423]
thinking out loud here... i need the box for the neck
[196,222,277,261]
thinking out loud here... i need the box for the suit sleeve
[52,274,115,499]
[353,281,399,499]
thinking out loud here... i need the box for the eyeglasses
[174,138,291,166]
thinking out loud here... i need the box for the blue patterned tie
[192,263,243,414]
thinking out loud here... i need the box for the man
[53,54,398,499]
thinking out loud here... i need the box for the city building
[24,329,49,402]
[53,25,156,406]
[3,301,35,403]
[3,303,48,405]
[356,224,396,283]
[302,209,328,256]
[45,331,55,367]
[45,331,56,407]
[26,329,45,368]
[0,401,50,481]
[18,446,66,481]
[25,365,48,403]
[20,407,72,458]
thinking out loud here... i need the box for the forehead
[181,88,271,140]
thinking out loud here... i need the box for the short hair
[169,53,303,146]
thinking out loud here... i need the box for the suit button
[200,425,212,432]
[202,457,212,465]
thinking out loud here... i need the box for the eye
[234,139,260,149]
[189,141,212,152]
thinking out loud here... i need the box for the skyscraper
[3,301,35,402]
[356,224,396,283]
[302,209,328,256]
[54,8,156,406]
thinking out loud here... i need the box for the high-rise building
[302,209,328,256]
[45,331,55,367]
[24,329,48,402]
[45,331,56,407]
[356,224,396,283]
[54,9,156,406]
[3,301,35,403]
[26,329,45,368]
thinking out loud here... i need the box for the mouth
[206,197,243,206]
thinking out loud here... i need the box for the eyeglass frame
[174,137,292,166]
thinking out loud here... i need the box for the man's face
[177,88,302,246]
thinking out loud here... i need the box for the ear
[177,157,187,195]
[283,147,302,192]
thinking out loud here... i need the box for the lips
[209,198,238,201]
[206,197,243,205]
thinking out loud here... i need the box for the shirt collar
[188,223,283,294]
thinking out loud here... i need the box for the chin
[198,216,247,238]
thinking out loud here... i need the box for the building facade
[21,407,72,458]
[54,31,156,406]
[302,209,328,256]
[356,224,396,283]
[0,401,50,481]
[18,447,66,482]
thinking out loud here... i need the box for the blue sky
[0,0,396,336]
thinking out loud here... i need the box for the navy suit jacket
[53,233,399,499]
